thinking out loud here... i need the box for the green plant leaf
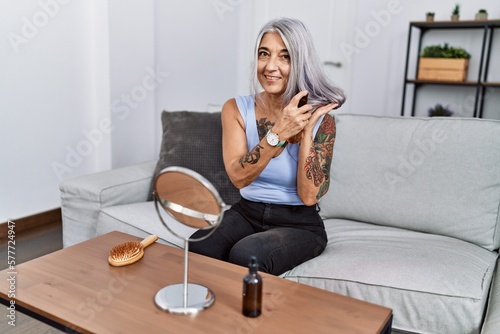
[421,43,471,59]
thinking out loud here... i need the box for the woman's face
[257,32,290,97]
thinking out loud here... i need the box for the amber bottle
[242,256,262,317]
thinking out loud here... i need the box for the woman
[190,18,345,275]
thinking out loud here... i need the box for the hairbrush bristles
[108,235,158,267]
[109,241,141,261]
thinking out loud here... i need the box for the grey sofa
[60,112,500,333]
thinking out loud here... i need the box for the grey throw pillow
[149,111,240,205]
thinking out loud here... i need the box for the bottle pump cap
[249,256,258,273]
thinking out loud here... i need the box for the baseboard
[0,208,62,237]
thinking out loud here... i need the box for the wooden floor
[1,210,64,334]
[0,221,63,271]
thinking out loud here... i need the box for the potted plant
[476,9,488,20]
[428,104,453,117]
[451,4,460,21]
[418,43,471,81]
[426,12,435,22]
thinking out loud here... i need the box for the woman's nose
[265,56,278,71]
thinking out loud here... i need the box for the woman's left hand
[302,103,338,135]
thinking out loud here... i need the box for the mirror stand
[153,166,226,316]
[154,238,215,315]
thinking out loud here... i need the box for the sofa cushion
[282,218,498,333]
[60,161,156,247]
[149,111,240,205]
[482,258,500,334]
[96,201,198,249]
[320,114,500,251]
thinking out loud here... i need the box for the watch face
[266,132,279,146]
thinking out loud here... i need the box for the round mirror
[153,166,227,315]
[155,167,224,231]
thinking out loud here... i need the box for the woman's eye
[281,54,290,61]
[258,51,269,57]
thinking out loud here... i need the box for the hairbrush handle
[140,234,158,248]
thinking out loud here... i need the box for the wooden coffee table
[0,231,392,333]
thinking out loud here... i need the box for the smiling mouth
[264,75,281,80]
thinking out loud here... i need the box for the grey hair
[251,18,346,110]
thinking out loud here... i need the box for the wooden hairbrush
[108,234,158,267]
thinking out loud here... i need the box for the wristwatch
[266,130,286,147]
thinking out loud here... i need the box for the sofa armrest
[482,257,500,334]
[59,160,156,247]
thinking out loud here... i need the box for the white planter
[475,13,488,21]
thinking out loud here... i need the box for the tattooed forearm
[303,115,336,198]
[238,119,273,169]
[239,144,264,168]
[305,149,324,187]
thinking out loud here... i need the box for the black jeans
[189,198,328,276]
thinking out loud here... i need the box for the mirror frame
[153,166,227,241]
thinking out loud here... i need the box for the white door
[237,0,356,113]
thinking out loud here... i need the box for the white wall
[154,0,242,154]
[0,0,242,222]
[155,0,241,112]
[1,0,499,222]
[1,0,99,221]
[347,0,500,117]
[108,0,157,167]
[234,0,500,118]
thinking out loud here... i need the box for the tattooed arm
[221,98,285,189]
[297,108,337,206]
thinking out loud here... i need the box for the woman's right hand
[274,91,313,141]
